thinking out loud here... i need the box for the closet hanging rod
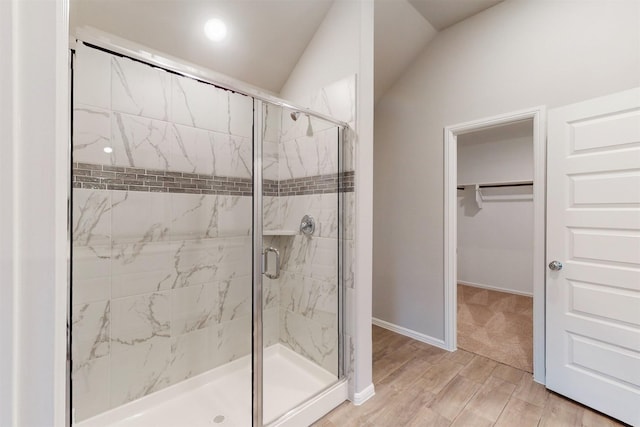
[457,182,533,190]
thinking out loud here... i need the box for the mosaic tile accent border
[72,163,253,196]
[264,180,279,197]
[278,171,355,196]
[72,163,354,196]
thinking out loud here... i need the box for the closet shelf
[457,180,534,209]
[263,229,298,236]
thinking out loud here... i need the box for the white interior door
[546,88,640,426]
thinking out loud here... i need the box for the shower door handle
[263,247,280,279]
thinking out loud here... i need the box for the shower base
[76,344,347,427]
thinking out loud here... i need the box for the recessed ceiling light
[204,18,227,42]
[103,146,113,154]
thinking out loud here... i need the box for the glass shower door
[259,103,342,424]
[71,43,255,425]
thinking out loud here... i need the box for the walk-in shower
[70,40,350,426]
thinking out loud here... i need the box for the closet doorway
[456,120,534,372]
[444,107,546,383]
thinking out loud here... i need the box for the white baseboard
[458,280,533,297]
[352,384,375,406]
[372,318,447,350]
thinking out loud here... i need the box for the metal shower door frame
[252,102,347,427]
[252,99,264,427]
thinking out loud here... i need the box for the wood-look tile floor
[314,326,626,427]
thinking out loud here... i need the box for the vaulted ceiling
[70,0,334,94]
[408,0,503,30]
[70,0,503,98]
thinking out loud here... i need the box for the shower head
[306,115,313,137]
[289,110,313,136]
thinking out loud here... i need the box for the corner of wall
[5,0,70,425]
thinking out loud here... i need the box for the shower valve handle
[300,215,315,236]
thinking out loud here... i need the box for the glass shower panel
[71,44,253,424]
[261,104,342,424]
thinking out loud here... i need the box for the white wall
[457,120,533,185]
[0,1,15,424]
[457,121,534,296]
[373,0,640,340]
[280,0,360,103]
[280,0,375,401]
[1,0,69,426]
[373,0,437,103]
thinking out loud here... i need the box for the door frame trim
[443,106,547,383]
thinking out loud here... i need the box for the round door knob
[549,260,563,271]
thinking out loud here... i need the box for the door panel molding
[546,87,640,426]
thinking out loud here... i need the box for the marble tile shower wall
[71,44,260,422]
